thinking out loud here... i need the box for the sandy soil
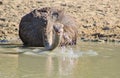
[0,0,120,43]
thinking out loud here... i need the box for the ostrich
[19,7,78,50]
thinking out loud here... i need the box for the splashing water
[15,45,98,58]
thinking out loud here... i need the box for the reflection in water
[45,47,79,76]
[18,46,99,78]
[58,47,78,76]
[0,42,120,78]
[18,47,80,78]
[58,55,77,76]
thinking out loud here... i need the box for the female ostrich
[19,7,78,50]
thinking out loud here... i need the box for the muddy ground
[0,0,120,44]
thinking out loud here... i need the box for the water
[0,42,120,78]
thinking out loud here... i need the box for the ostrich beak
[57,31,61,35]
[54,27,62,36]
[53,23,63,36]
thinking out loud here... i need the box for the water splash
[16,46,98,58]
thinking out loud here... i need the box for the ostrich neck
[43,29,62,50]
[49,31,62,50]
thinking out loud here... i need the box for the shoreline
[0,38,120,45]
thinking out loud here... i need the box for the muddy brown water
[0,42,120,78]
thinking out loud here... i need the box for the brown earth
[0,0,120,44]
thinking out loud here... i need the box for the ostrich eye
[52,12,59,18]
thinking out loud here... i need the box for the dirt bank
[0,0,120,43]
